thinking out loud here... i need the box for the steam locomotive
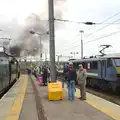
[0,47,20,94]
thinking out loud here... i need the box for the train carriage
[70,53,120,94]
[0,52,10,92]
[0,47,20,94]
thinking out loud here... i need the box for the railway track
[58,76,120,106]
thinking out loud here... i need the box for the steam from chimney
[10,45,21,57]
[11,0,67,57]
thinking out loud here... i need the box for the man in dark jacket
[42,66,48,86]
[63,63,69,81]
[67,62,77,101]
[62,64,69,88]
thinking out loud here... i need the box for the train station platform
[1,75,120,120]
[32,78,120,120]
[0,75,28,120]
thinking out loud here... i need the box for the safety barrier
[48,81,63,101]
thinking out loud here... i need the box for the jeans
[68,80,75,101]
[43,76,47,85]
[64,74,68,81]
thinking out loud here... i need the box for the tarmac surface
[1,75,120,120]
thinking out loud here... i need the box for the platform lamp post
[45,52,48,66]
[33,48,37,62]
[24,49,28,68]
[56,54,62,70]
[7,38,11,53]
[29,30,49,67]
[80,30,84,59]
[48,0,57,82]
[70,52,79,59]
[48,1,96,81]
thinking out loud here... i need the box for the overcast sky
[0,0,120,60]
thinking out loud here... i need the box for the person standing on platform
[77,64,87,100]
[26,68,30,75]
[62,63,69,88]
[47,67,51,83]
[67,62,77,101]
[42,66,48,86]
[63,63,69,81]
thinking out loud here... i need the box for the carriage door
[101,60,107,79]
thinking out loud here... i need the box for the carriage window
[107,59,112,67]
[84,63,87,69]
[87,63,90,69]
[114,59,120,67]
[92,61,97,69]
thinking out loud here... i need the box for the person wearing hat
[77,64,87,100]
[67,62,77,101]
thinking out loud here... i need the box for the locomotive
[60,45,120,94]
[0,47,20,94]
[71,53,120,94]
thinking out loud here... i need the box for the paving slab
[31,77,114,120]
[19,77,38,120]
[0,75,25,120]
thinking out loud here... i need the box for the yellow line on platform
[64,86,120,120]
[76,91,120,120]
[5,75,28,120]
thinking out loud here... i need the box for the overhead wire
[60,26,120,53]
[85,18,120,38]
[56,12,120,53]
[55,11,120,39]
[84,30,120,44]
[60,30,120,53]
[59,29,120,53]
[85,11,120,32]
[55,18,120,24]
[55,18,85,24]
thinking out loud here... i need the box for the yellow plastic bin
[48,82,63,101]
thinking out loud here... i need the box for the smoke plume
[10,45,21,57]
[11,0,67,57]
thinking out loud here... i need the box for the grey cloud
[13,0,68,57]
